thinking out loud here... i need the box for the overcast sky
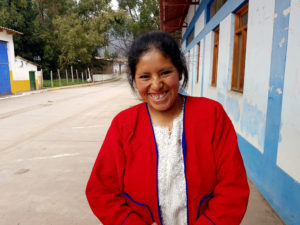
[111,0,119,10]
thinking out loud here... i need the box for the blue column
[264,0,291,163]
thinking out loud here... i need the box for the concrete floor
[0,76,285,225]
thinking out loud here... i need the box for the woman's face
[134,48,181,113]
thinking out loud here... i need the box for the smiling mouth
[149,91,168,101]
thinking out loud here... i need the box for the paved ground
[0,76,284,225]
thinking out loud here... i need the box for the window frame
[196,42,201,83]
[211,27,219,87]
[187,29,195,47]
[231,3,248,93]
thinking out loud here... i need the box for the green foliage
[116,0,160,37]
[0,0,111,78]
[106,0,160,56]
[0,0,161,78]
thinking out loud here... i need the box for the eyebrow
[136,66,175,76]
[158,66,174,73]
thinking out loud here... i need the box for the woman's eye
[139,75,149,79]
[161,71,171,76]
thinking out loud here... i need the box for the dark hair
[127,31,188,90]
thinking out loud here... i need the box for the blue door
[0,41,11,96]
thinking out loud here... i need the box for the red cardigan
[86,96,249,225]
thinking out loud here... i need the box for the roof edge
[0,26,23,35]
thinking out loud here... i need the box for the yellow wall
[10,71,30,94]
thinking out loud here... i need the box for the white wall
[13,57,38,81]
[185,6,196,26]
[277,0,300,183]
[202,31,215,99]
[217,14,235,93]
[195,12,205,36]
[238,0,275,151]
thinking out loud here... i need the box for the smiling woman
[134,48,182,128]
[86,31,249,225]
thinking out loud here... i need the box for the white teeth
[150,92,167,100]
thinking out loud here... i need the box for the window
[211,27,219,87]
[187,29,194,46]
[209,0,227,20]
[196,43,201,83]
[231,3,248,93]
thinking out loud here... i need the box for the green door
[29,71,36,90]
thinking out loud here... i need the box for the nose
[151,76,163,90]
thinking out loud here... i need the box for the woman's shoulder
[112,102,147,126]
[184,95,230,124]
[185,96,224,111]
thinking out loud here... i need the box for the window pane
[210,1,216,18]
[217,0,223,11]
[187,30,194,45]
[210,0,227,19]
[241,12,248,26]
[235,34,242,89]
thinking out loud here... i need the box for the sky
[110,0,119,10]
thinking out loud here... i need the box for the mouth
[148,91,168,101]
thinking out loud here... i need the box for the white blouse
[153,110,187,225]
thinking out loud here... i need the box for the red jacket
[86,96,249,225]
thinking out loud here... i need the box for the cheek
[167,77,180,88]
[134,81,147,95]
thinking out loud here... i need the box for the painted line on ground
[14,153,80,162]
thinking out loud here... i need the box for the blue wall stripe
[238,134,300,225]
[183,0,247,54]
[263,0,291,163]
[191,47,194,95]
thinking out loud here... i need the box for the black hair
[127,31,188,90]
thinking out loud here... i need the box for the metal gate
[0,41,11,96]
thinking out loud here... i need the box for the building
[93,57,127,75]
[159,0,299,225]
[14,56,42,91]
[0,26,42,96]
[0,26,22,96]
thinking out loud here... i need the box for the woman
[86,31,249,225]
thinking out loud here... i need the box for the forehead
[136,49,173,72]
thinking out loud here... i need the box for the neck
[148,95,184,129]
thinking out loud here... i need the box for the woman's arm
[86,118,148,225]
[195,105,249,225]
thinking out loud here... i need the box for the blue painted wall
[182,0,300,224]
[0,41,11,96]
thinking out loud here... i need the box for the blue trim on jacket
[123,192,155,223]
[146,105,163,225]
[182,97,190,225]
[197,191,214,218]
[204,213,215,225]
[121,212,132,225]
[146,97,189,225]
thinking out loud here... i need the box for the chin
[148,102,173,112]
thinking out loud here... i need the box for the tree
[116,0,160,37]
[0,0,113,77]
[53,12,106,68]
